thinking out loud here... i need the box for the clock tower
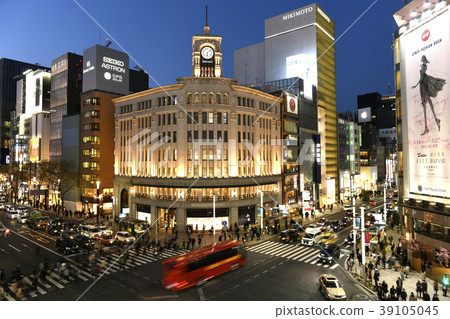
[192,7,222,78]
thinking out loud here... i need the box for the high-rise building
[0,58,48,164]
[79,44,148,214]
[49,52,83,162]
[234,4,337,203]
[394,0,450,252]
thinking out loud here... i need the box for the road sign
[222,220,227,226]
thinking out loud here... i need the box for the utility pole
[260,190,264,239]
[361,206,366,281]
[213,193,216,242]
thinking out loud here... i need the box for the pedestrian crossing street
[245,241,346,269]
[4,247,189,301]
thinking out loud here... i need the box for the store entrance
[157,207,177,230]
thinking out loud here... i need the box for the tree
[436,248,450,267]
[44,160,79,213]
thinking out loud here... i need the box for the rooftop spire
[204,5,210,35]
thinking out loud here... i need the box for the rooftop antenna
[204,5,210,34]
[388,83,392,94]
[105,38,112,48]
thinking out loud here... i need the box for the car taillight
[287,237,290,240]
[6,229,10,234]
[278,236,281,238]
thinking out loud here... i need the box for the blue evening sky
[0,0,404,112]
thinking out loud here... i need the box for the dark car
[56,237,78,255]
[49,218,65,227]
[318,243,341,264]
[73,235,94,251]
[61,230,78,240]
[341,217,352,227]
[331,220,343,231]
[279,228,301,243]
[47,224,63,236]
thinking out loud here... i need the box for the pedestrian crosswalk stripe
[277,246,300,258]
[4,293,15,301]
[323,264,329,268]
[246,241,274,251]
[248,241,277,252]
[269,244,295,256]
[330,263,340,270]
[46,276,64,289]
[310,259,319,265]
[256,242,282,254]
[286,247,308,259]
[304,253,319,264]
[295,250,318,262]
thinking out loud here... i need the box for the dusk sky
[0,0,404,112]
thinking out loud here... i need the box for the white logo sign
[282,7,313,21]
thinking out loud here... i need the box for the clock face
[201,47,214,59]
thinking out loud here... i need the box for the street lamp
[96,180,100,225]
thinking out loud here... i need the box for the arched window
[216,94,221,104]
[187,93,192,104]
[201,93,207,104]
[223,93,228,104]
[194,93,200,104]
[209,93,214,104]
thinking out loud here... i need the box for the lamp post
[361,206,366,282]
[260,189,264,239]
[96,180,100,225]
[213,192,216,242]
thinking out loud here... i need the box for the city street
[1,201,377,301]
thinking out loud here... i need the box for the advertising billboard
[358,107,371,123]
[82,45,129,95]
[29,138,40,162]
[286,95,298,114]
[400,9,450,198]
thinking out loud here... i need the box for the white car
[17,213,29,224]
[0,202,5,210]
[6,210,20,219]
[115,231,136,244]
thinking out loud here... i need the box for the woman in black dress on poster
[412,55,446,135]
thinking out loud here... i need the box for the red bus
[162,240,246,291]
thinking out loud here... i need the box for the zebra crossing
[3,247,189,301]
[245,241,343,269]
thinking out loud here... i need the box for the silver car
[115,231,136,244]
[6,210,20,219]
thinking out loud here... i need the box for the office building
[234,3,337,203]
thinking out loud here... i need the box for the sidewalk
[349,226,450,301]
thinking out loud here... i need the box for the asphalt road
[1,199,386,301]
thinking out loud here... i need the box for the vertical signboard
[29,138,40,162]
[82,45,129,95]
[401,10,450,198]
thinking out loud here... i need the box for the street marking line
[310,259,319,265]
[290,247,314,260]
[262,270,268,274]
[296,250,318,262]
[257,242,284,254]
[8,244,21,252]
[285,247,308,259]
[304,254,319,263]
[198,287,206,301]
[46,276,64,289]
[277,246,300,258]
[330,263,340,270]
[268,245,295,256]
[247,241,277,252]
[246,241,274,251]
[323,264,329,268]
[253,274,259,278]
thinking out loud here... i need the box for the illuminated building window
[84,110,100,118]
[83,123,100,131]
[202,149,207,161]
[82,148,99,157]
[194,149,199,161]
[188,149,193,161]
[208,112,214,124]
[223,112,228,124]
[217,149,222,160]
[84,97,100,105]
[83,136,100,144]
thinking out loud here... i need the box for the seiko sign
[82,44,129,95]
[282,7,313,21]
